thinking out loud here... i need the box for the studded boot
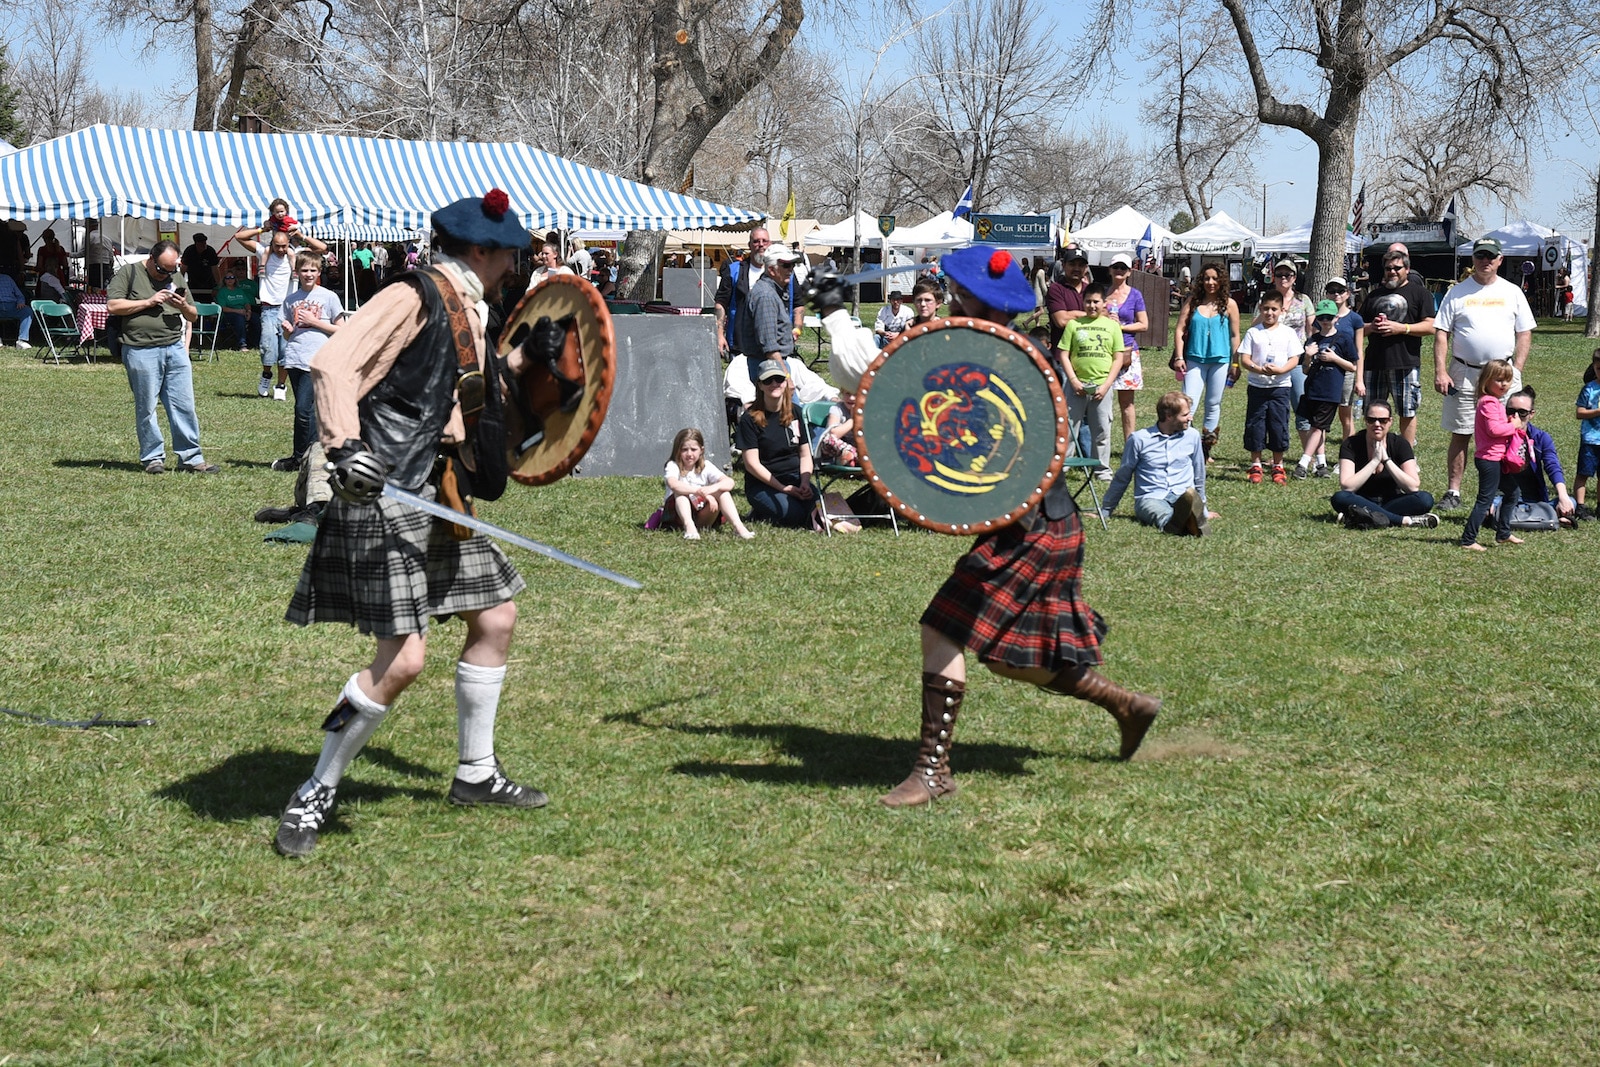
[1045,666,1161,760]
[881,672,965,808]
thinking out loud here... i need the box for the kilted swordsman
[275,190,544,858]
[812,246,1162,808]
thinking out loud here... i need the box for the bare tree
[1009,123,1160,231]
[104,0,295,129]
[613,0,805,299]
[1366,104,1523,226]
[896,0,1053,214]
[10,6,161,139]
[1142,0,1258,222]
[1200,0,1569,292]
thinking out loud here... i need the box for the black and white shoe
[274,783,337,858]
[449,760,548,809]
[269,456,300,472]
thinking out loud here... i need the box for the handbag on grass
[1507,501,1559,531]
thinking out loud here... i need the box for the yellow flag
[780,192,796,242]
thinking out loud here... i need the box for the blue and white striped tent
[0,124,760,237]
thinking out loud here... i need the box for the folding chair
[801,400,899,536]
[1059,456,1109,531]
[29,300,83,364]
[191,302,223,362]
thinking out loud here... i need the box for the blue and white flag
[1136,223,1153,256]
[951,184,974,219]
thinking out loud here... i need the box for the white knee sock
[308,673,389,791]
[455,661,507,784]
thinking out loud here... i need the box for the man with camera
[105,241,217,475]
[235,199,328,401]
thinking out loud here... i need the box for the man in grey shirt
[744,245,801,387]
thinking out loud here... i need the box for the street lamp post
[1262,179,1295,234]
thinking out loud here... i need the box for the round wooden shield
[499,273,616,486]
[854,317,1068,535]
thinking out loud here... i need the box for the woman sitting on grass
[733,360,818,529]
[662,427,754,540]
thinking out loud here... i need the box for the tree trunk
[1588,166,1600,340]
[1305,123,1356,295]
[616,0,804,301]
[192,0,222,129]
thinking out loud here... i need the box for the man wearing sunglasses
[1356,249,1433,446]
[1331,398,1437,528]
[1434,236,1536,510]
[105,240,217,475]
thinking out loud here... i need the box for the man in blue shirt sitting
[1099,390,1212,536]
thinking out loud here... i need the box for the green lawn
[2,323,1599,1065]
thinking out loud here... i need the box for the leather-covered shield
[499,273,616,486]
[854,317,1068,535]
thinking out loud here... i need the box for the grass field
[2,321,1599,1065]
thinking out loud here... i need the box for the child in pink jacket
[1460,359,1523,550]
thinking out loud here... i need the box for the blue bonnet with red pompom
[939,245,1036,315]
[431,188,531,250]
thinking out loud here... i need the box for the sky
[52,10,1600,241]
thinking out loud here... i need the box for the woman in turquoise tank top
[1171,263,1241,460]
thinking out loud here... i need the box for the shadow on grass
[608,710,1040,787]
[154,745,440,821]
[53,458,147,473]
[225,459,276,470]
[214,391,274,400]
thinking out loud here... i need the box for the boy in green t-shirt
[1065,284,1128,476]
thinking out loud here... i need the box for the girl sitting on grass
[663,427,755,541]
[1460,359,1524,552]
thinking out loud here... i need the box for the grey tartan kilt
[286,487,525,638]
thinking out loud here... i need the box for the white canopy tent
[1165,211,1261,256]
[1455,219,1590,316]
[1071,205,1174,265]
[0,139,16,158]
[805,212,886,251]
[886,211,973,250]
[1257,219,1369,255]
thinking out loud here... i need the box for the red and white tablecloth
[77,300,109,343]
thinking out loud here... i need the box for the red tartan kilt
[921,510,1106,672]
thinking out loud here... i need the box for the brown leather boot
[880,672,964,808]
[1045,666,1160,760]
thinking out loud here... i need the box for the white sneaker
[257,376,272,397]
[272,385,288,401]
[16,340,31,350]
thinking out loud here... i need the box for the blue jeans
[1461,458,1518,545]
[1133,491,1187,529]
[0,305,31,343]
[123,342,204,466]
[288,367,317,460]
[221,310,249,348]
[1183,361,1229,433]
[746,480,815,527]
[1330,490,1436,526]
[259,305,286,369]
[1289,364,1311,432]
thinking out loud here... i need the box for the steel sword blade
[835,264,925,286]
[381,484,642,590]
